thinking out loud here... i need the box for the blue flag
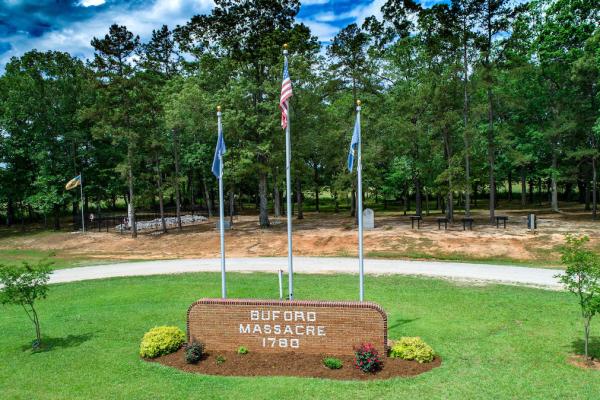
[211,118,226,178]
[347,115,360,172]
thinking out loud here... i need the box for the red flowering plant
[354,343,382,372]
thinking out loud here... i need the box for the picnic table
[461,217,474,231]
[495,215,508,229]
[410,215,422,229]
[436,217,448,230]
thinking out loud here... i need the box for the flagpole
[80,172,85,233]
[283,44,294,301]
[356,100,364,302]
[217,106,226,299]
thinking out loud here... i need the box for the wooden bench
[410,215,422,229]
[495,215,508,229]
[436,217,448,230]
[461,217,474,231]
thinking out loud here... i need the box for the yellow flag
[65,175,81,191]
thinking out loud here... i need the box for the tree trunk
[425,191,430,215]
[508,170,513,202]
[296,179,304,220]
[258,171,270,227]
[585,181,591,211]
[593,157,598,219]
[415,178,422,216]
[334,191,339,213]
[350,186,356,217]
[529,179,534,204]
[6,196,14,226]
[53,204,61,231]
[155,153,167,233]
[485,3,496,224]
[314,165,320,212]
[127,148,137,238]
[229,189,235,225]
[172,129,182,231]
[551,151,559,212]
[521,167,527,207]
[584,317,591,360]
[538,177,543,206]
[273,171,281,218]
[202,176,213,218]
[31,304,41,348]
[462,19,472,218]
[442,126,454,222]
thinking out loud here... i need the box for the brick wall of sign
[187,299,388,355]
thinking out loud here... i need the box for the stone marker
[364,208,374,229]
[216,220,232,229]
[187,299,388,355]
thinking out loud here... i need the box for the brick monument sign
[187,298,388,355]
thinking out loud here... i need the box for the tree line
[0,0,598,236]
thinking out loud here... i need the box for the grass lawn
[0,249,104,270]
[0,272,598,399]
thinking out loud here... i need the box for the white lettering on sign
[239,309,326,349]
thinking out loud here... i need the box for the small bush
[323,357,343,369]
[185,342,205,364]
[139,326,185,358]
[237,346,249,355]
[354,343,382,373]
[216,355,226,364]
[390,337,435,363]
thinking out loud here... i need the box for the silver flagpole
[283,44,294,300]
[356,100,364,302]
[217,106,226,299]
[80,172,85,233]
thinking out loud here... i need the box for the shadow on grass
[570,336,600,359]
[388,318,419,331]
[22,332,94,353]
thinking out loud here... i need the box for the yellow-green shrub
[139,326,185,358]
[389,337,435,363]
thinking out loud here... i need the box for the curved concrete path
[50,257,564,290]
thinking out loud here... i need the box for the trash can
[527,213,537,230]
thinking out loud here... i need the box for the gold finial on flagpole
[217,105,221,112]
[356,99,361,106]
[283,43,288,49]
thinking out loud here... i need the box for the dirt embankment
[2,209,597,266]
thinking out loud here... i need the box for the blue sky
[0,0,440,72]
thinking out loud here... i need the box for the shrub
[185,342,204,364]
[354,343,382,372]
[237,346,249,355]
[139,326,185,358]
[0,261,52,349]
[323,357,343,369]
[389,337,435,363]
[216,355,226,364]
[557,234,600,361]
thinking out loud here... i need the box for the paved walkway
[50,257,564,290]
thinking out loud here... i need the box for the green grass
[365,250,561,268]
[0,249,101,269]
[0,273,598,399]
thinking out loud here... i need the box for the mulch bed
[146,349,441,380]
[568,354,600,370]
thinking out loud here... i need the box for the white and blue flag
[211,116,226,178]
[347,115,360,172]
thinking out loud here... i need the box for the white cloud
[78,0,106,7]
[298,18,340,43]
[1,0,214,71]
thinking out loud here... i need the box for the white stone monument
[363,208,374,229]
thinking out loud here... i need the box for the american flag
[279,56,293,129]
